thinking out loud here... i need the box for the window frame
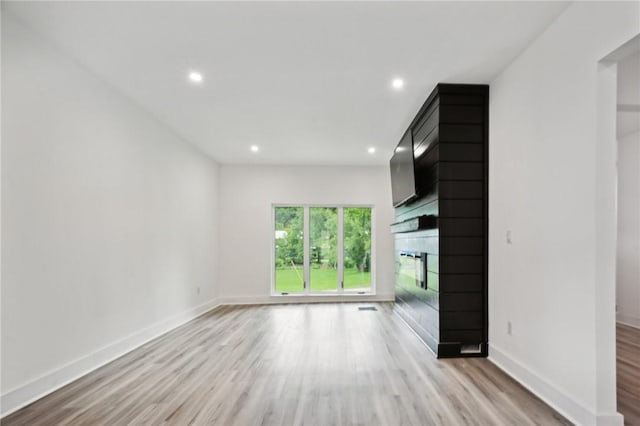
[271,204,376,297]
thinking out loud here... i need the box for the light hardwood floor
[618,323,640,426]
[4,303,570,426]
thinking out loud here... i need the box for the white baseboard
[217,293,395,305]
[616,313,640,329]
[1,298,221,418]
[597,412,627,426]
[489,344,623,426]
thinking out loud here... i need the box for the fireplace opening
[398,251,427,290]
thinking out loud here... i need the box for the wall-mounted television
[390,129,417,207]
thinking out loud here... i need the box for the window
[273,206,374,295]
[274,207,304,293]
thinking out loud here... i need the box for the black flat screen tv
[390,129,417,207]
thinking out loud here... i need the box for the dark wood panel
[439,200,483,218]
[438,255,483,274]
[437,83,489,96]
[393,83,488,359]
[439,237,484,255]
[413,128,439,160]
[400,284,439,311]
[396,200,484,223]
[415,175,437,197]
[441,311,483,329]
[440,105,484,124]
[412,103,439,145]
[439,181,484,199]
[415,143,439,170]
[416,144,484,177]
[394,192,438,222]
[395,288,440,338]
[394,300,439,354]
[422,163,484,183]
[438,342,488,358]
[437,163,484,180]
[440,329,484,342]
[439,218,484,237]
[439,93,485,106]
[439,124,483,143]
[439,144,484,162]
[440,292,483,312]
[439,274,483,293]
[415,298,441,336]
[390,215,438,234]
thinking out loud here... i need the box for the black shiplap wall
[393,84,488,358]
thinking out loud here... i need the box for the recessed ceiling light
[251,145,259,152]
[391,78,404,90]
[188,71,204,84]
[368,147,376,154]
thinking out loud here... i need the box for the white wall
[218,165,395,303]
[617,131,640,328]
[488,2,639,425]
[1,14,220,415]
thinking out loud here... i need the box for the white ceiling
[4,1,570,165]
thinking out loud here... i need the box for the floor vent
[460,344,482,354]
[358,306,378,311]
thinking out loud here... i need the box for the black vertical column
[392,84,489,358]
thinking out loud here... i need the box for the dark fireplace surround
[391,84,489,358]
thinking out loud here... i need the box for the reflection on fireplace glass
[398,252,426,289]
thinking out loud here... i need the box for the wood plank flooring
[3,303,570,426]
[618,323,640,426]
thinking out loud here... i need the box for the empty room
[1,1,639,425]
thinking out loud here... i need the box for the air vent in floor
[358,306,377,311]
[460,344,482,354]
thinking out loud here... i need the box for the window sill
[272,292,376,297]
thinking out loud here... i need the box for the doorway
[596,34,640,426]
[615,45,640,426]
